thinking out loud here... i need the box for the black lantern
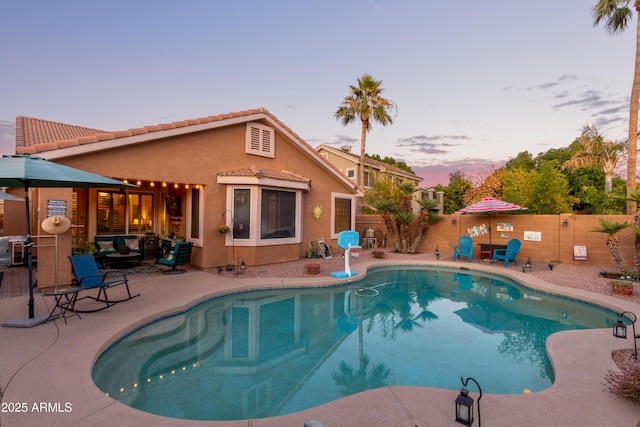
[613,311,638,360]
[435,246,440,260]
[525,257,532,272]
[455,377,482,426]
[613,318,627,339]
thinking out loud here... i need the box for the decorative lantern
[455,388,474,426]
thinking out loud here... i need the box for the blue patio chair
[69,254,139,311]
[453,236,473,262]
[156,241,193,274]
[491,238,521,267]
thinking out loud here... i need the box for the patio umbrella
[0,154,134,327]
[454,197,527,253]
[454,307,522,334]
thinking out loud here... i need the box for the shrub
[603,363,640,401]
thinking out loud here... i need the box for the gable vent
[246,122,275,158]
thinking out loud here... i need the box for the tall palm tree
[591,217,631,273]
[335,74,397,194]
[592,0,640,214]
[562,124,627,194]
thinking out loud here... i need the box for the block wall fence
[356,214,638,270]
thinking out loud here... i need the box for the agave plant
[591,218,631,274]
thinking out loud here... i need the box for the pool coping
[1,260,639,426]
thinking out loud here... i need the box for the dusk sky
[0,1,636,186]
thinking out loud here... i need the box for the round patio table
[42,286,81,324]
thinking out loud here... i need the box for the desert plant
[603,364,640,401]
[591,218,631,274]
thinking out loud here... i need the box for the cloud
[411,157,507,187]
[551,89,617,111]
[0,119,15,156]
[395,134,470,155]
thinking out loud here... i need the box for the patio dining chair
[69,254,139,311]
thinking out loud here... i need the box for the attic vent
[246,122,275,158]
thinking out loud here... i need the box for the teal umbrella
[0,154,134,325]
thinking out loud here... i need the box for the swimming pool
[92,265,620,421]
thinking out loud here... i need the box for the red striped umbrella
[454,197,527,251]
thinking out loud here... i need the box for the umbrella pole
[24,184,35,319]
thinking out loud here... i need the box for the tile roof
[14,108,302,155]
[16,117,109,149]
[218,167,311,184]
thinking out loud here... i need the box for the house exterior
[9,109,360,286]
[316,144,443,214]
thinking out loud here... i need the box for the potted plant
[372,250,385,259]
[217,225,231,234]
[609,280,634,295]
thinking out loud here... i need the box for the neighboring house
[316,144,443,214]
[316,144,422,189]
[9,109,360,285]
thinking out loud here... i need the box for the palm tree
[592,0,640,214]
[591,217,631,273]
[561,124,627,194]
[335,74,397,194]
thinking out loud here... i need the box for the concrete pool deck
[0,260,639,427]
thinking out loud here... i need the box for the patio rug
[106,263,162,275]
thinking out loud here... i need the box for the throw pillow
[98,241,114,252]
[125,238,139,250]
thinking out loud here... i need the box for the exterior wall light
[562,219,569,227]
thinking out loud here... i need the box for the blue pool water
[92,265,620,421]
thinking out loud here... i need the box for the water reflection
[92,266,619,421]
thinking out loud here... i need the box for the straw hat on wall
[41,216,71,235]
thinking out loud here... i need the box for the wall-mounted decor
[496,222,513,232]
[523,231,541,242]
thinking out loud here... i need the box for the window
[261,189,296,239]
[331,193,355,238]
[97,192,126,234]
[346,168,356,180]
[97,191,154,235]
[225,186,302,246]
[245,122,275,158]
[363,170,372,187]
[187,186,204,246]
[233,188,251,239]
[128,193,154,233]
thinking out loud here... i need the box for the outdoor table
[42,286,81,324]
[477,243,507,261]
[105,253,139,269]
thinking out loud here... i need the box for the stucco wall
[356,213,637,270]
[45,119,356,269]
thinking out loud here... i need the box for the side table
[42,286,81,324]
